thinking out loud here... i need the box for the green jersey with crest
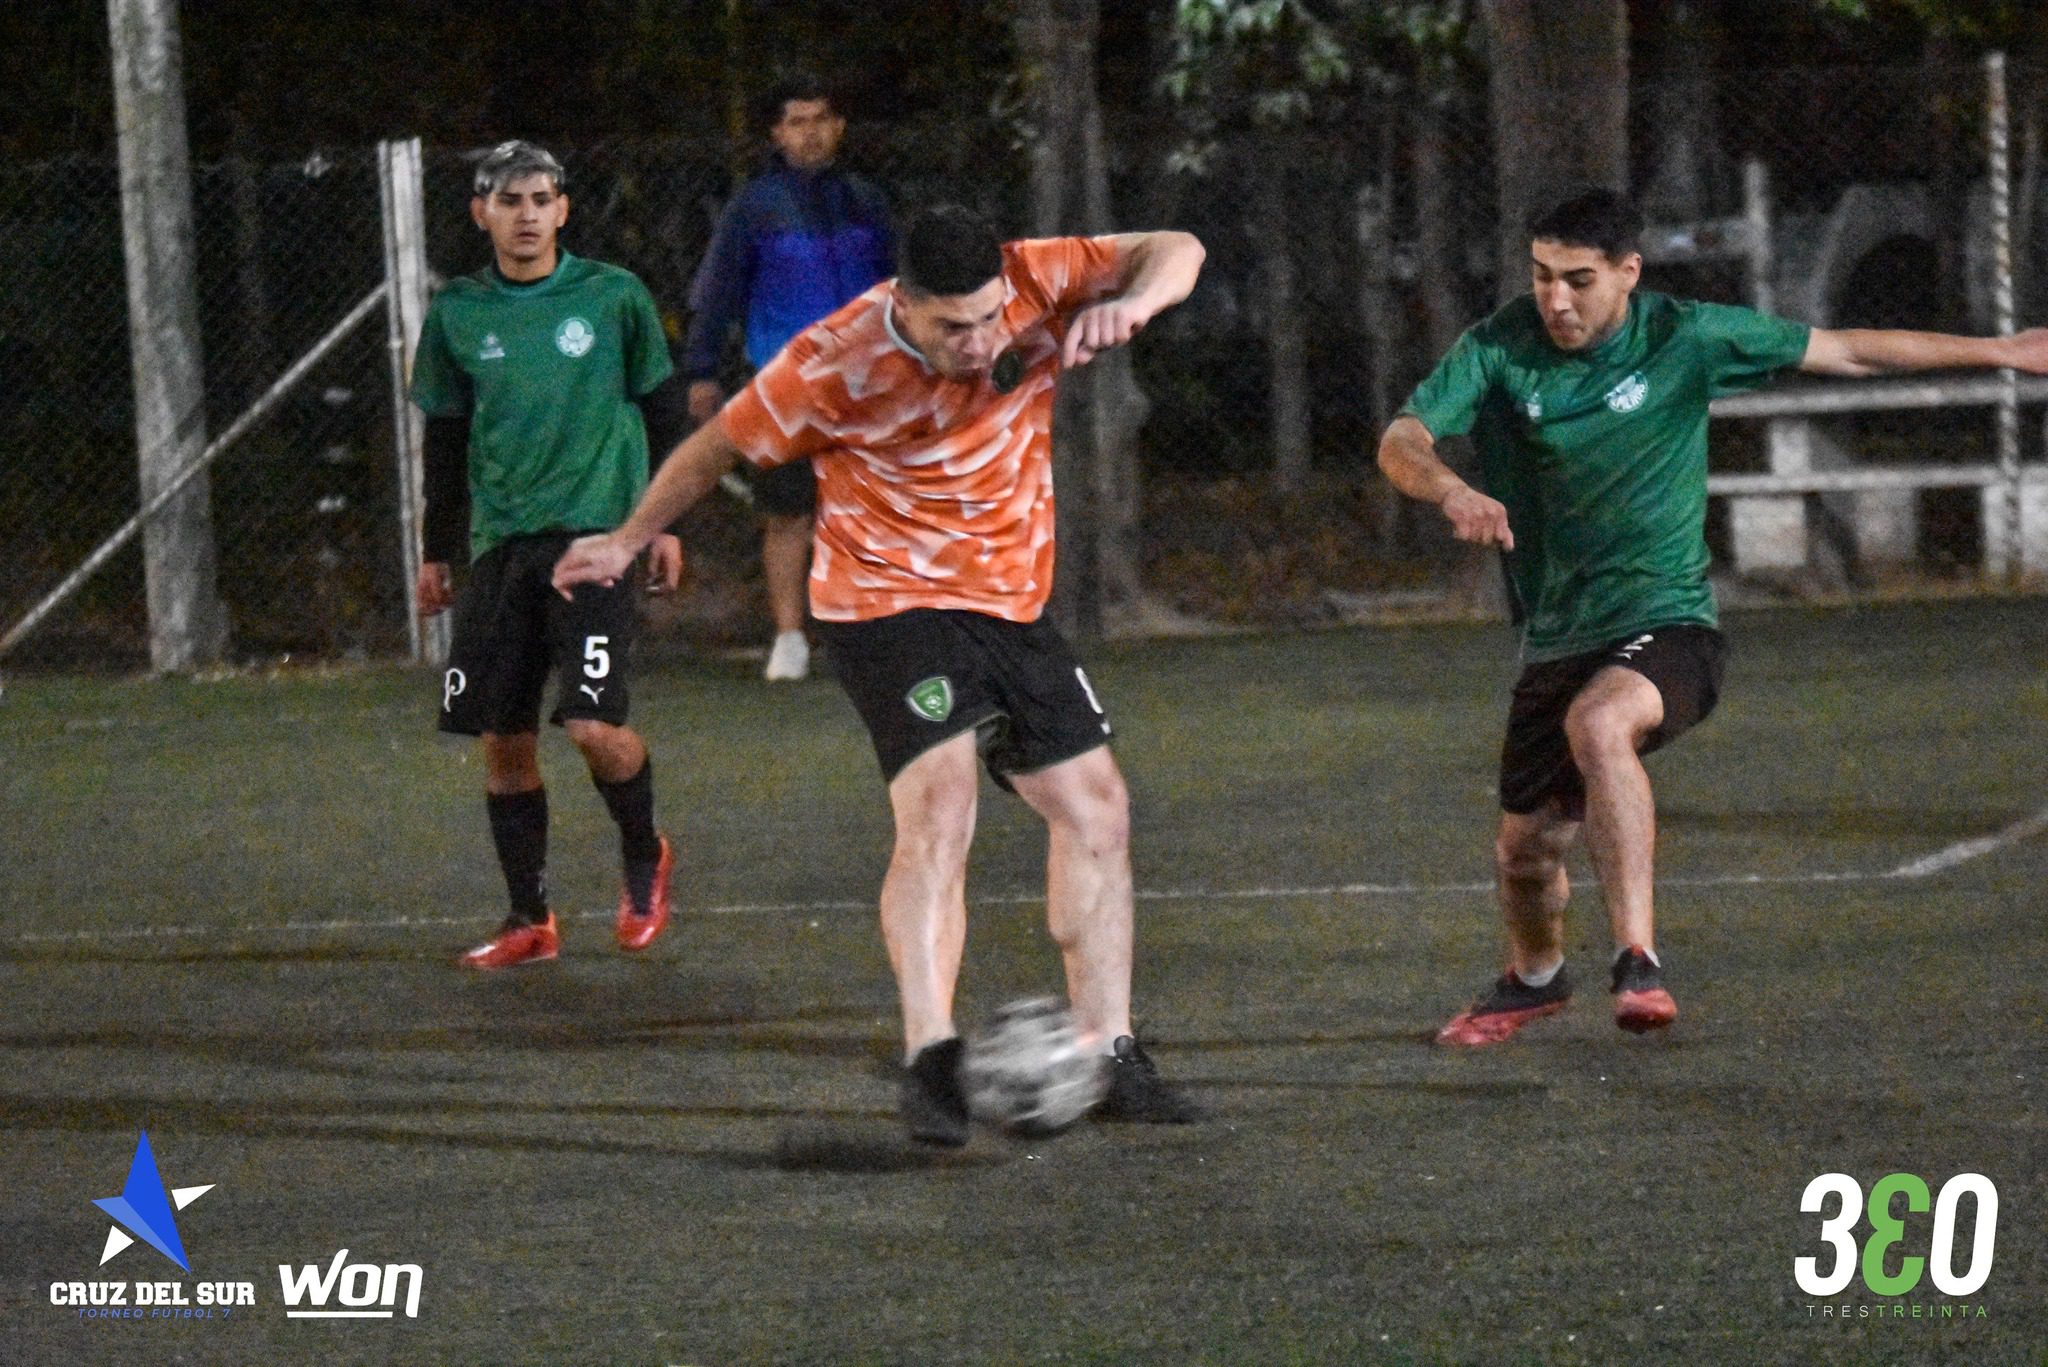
[1401,291,1809,661]
[410,252,673,561]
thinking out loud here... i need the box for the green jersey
[410,252,673,561]
[1402,291,1809,661]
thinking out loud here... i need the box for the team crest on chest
[555,317,596,358]
[1522,392,1543,420]
[1604,371,1649,413]
[478,333,505,361]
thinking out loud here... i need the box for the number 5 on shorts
[583,636,611,679]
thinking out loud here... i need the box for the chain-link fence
[6,61,2043,673]
[1,149,405,670]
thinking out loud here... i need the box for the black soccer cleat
[1435,964,1573,1046]
[1610,946,1678,1034]
[900,1037,970,1147]
[1095,1035,1202,1124]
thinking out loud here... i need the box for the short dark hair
[1527,188,1642,261]
[472,140,564,197]
[899,206,1004,297]
[763,73,837,129]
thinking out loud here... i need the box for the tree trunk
[1471,0,1628,615]
[1412,92,1471,364]
[1355,104,1403,554]
[1638,0,1722,225]
[109,0,228,671]
[1014,0,1150,641]
[1253,142,1311,494]
[1411,81,1479,567]
[1481,0,1630,303]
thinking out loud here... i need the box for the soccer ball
[962,997,1108,1137]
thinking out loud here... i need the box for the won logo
[278,1249,423,1319]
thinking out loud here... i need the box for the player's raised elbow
[1151,231,1206,295]
[1798,328,1880,378]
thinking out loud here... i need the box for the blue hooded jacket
[683,156,895,380]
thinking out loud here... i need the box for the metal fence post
[377,137,444,664]
[108,0,228,671]
[1985,52,2023,585]
[1743,157,1773,315]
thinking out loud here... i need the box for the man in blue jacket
[683,77,895,681]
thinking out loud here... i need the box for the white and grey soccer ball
[962,997,1108,1137]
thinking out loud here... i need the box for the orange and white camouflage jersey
[719,236,1123,624]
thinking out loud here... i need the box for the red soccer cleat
[1435,966,1573,1046]
[459,914,559,970]
[1611,946,1678,1034]
[615,834,674,952]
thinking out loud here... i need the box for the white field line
[1884,802,2048,879]
[5,808,2041,949]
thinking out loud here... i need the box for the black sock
[593,759,662,908]
[486,787,549,925]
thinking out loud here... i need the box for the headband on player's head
[472,141,566,197]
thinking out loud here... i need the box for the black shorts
[815,608,1112,785]
[438,532,640,737]
[1498,623,1726,818]
[748,459,816,517]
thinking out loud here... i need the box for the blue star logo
[92,1131,211,1272]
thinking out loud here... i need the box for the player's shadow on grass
[449,982,893,1061]
[1166,1028,1456,1051]
[749,1123,1003,1174]
[0,999,894,1077]
[0,1090,1009,1174]
[1201,1074,1552,1099]
[0,1089,952,1164]
[0,944,440,965]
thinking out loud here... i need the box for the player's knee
[1030,755,1128,842]
[1094,799,1131,856]
[1562,700,1636,769]
[891,808,975,872]
[1065,768,1129,847]
[562,717,621,751]
[890,778,978,863]
[1094,778,1132,853]
[1495,826,1563,883]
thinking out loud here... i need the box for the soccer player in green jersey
[410,141,692,969]
[1380,188,2048,1045]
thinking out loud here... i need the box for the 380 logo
[1796,1172,1997,1313]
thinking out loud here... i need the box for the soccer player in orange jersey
[554,206,1205,1144]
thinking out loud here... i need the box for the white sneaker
[764,630,810,682]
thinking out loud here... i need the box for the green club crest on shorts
[905,676,954,723]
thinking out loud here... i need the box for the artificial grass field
[2,598,2043,1365]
